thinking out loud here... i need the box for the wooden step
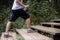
[16,29,53,40]
[41,22,60,26]
[51,19,60,23]
[41,22,60,28]
[1,32,17,40]
[31,25,60,35]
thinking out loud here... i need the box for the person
[4,0,32,38]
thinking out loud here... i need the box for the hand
[24,5,29,9]
[23,5,29,10]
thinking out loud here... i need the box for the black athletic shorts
[9,9,30,22]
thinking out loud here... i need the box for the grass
[17,34,24,40]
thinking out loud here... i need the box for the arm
[16,0,26,8]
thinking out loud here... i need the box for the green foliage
[26,0,58,25]
[0,8,11,23]
[53,0,60,16]
[17,34,24,40]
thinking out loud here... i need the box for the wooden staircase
[16,29,53,40]
[16,19,60,40]
[31,25,60,35]
[31,25,60,40]
[41,22,60,28]
[0,19,60,40]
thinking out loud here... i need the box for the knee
[7,21,13,24]
[26,18,30,20]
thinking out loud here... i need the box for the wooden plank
[16,29,53,40]
[1,32,17,40]
[41,22,60,26]
[16,29,35,40]
[31,25,60,35]
[51,19,60,21]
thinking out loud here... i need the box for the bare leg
[26,18,35,33]
[4,21,12,38]
[26,18,31,29]
[5,21,12,33]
